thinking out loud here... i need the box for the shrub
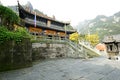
[0,26,30,44]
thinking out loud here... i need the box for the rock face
[0,38,32,71]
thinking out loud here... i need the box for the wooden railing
[31,34,67,44]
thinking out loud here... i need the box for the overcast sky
[1,0,120,27]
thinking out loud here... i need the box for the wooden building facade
[103,34,120,59]
[18,2,75,40]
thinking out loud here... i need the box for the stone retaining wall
[0,38,32,71]
[32,43,68,60]
[32,42,84,61]
[0,41,84,72]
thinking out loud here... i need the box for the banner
[34,12,36,27]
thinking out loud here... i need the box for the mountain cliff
[77,12,120,41]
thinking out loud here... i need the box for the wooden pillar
[47,20,51,27]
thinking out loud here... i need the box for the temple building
[103,34,120,59]
[18,1,75,40]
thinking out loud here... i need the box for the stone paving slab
[1,57,120,80]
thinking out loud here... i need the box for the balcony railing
[25,18,47,27]
[25,18,65,31]
[50,24,64,30]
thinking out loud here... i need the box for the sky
[1,0,120,27]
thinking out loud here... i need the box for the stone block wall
[32,43,68,61]
[32,42,85,61]
[0,38,32,71]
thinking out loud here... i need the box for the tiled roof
[18,2,70,25]
[103,34,120,43]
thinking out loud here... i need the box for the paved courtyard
[1,56,120,80]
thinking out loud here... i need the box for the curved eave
[102,40,116,43]
[103,41,120,43]
[66,30,76,34]
[18,2,70,26]
[103,41,115,44]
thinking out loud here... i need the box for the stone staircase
[66,40,100,58]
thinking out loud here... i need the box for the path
[0,56,120,80]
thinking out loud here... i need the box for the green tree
[85,33,99,46]
[69,32,79,42]
[0,5,19,30]
[0,26,30,44]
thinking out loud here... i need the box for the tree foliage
[69,32,99,46]
[0,26,30,44]
[85,33,99,46]
[0,5,19,30]
[69,32,79,42]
